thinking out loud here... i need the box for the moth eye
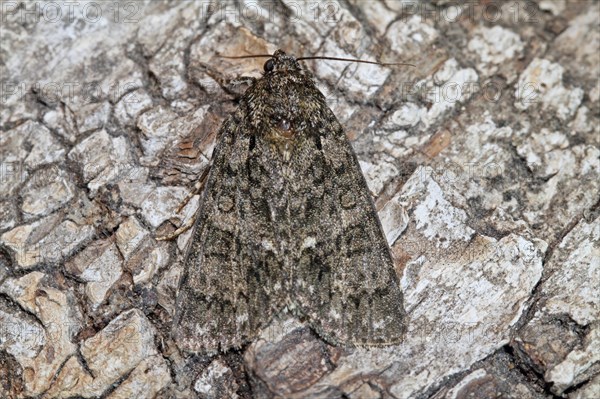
[264,59,275,72]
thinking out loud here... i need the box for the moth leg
[177,168,210,213]
[156,213,197,241]
[215,76,257,98]
[156,169,209,241]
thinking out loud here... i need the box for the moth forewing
[172,49,405,353]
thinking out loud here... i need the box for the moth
[172,50,405,353]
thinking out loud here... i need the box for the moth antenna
[218,53,415,67]
[217,53,273,59]
[297,56,415,68]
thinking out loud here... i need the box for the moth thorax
[275,118,294,139]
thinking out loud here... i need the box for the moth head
[245,50,320,144]
[262,50,302,75]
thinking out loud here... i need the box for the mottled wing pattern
[173,50,405,353]
[290,106,405,346]
[172,113,287,353]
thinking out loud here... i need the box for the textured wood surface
[1,1,598,398]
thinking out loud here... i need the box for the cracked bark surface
[0,1,598,398]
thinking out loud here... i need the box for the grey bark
[0,1,598,398]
